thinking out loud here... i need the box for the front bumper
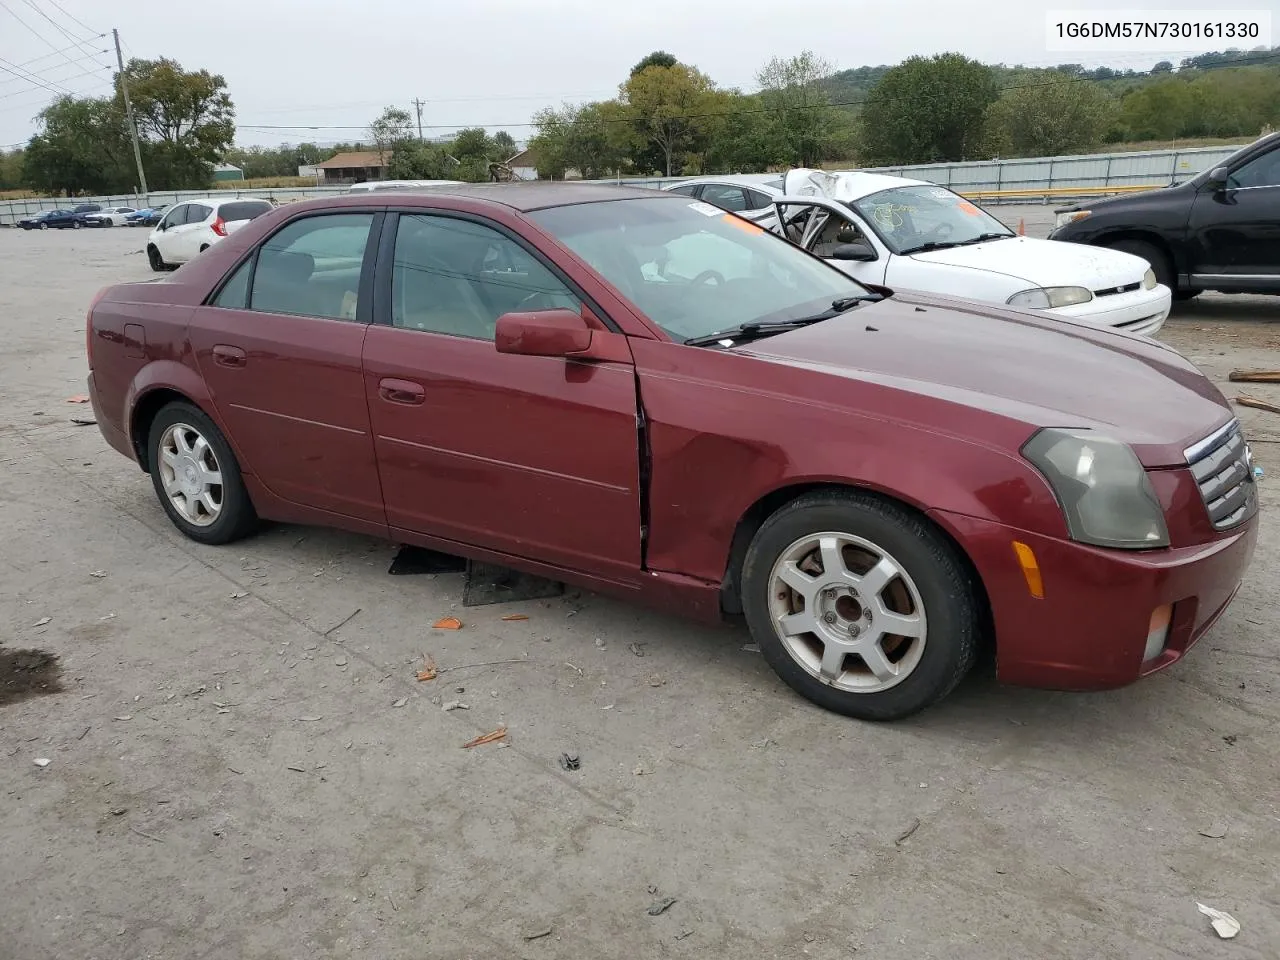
[933,509,1258,690]
[1048,285,1172,337]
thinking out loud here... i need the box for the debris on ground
[32,617,51,627]
[433,616,463,630]
[647,897,677,916]
[1223,734,1238,746]
[391,697,408,708]
[1196,902,1240,939]
[334,657,348,667]
[229,592,248,600]
[751,737,775,749]
[416,655,438,682]
[633,763,651,776]
[895,817,922,845]
[111,807,127,816]
[33,758,51,768]
[559,752,580,771]
[675,929,694,940]
[501,614,529,622]
[463,560,563,606]
[114,715,132,721]
[443,700,469,712]
[296,715,323,722]
[648,675,666,688]
[1228,369,1280,383]
[628,642,646,657]
[594,638,606,649]
[741,643,761,653]
[65,395,90,403]
[1198,823,1228,839]
[523,926,553,941]
[87,570,107,578]
[1234,395,1280,415]
[462,727,507,749]
[323,608,361,636]
[69,417,97,425]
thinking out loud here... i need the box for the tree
[529,102,629,179]
[699,92,778,172]
[0,148,24,190]
[452,127,493,161]
[23,95,132,194]
[859,53,998,164]
[620,61,717,175]
[122,57,235,188]
[1151,60,1174,74]
[631,51,677,76]
[491,130,516,158]
[388,140,452,179]
[983,74,1116,157]
[756,50,838,166]
[369,106,414,163]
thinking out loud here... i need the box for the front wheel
[741,490,981,721]
[147,244,167,272]
[147,402,258,545]
[39,222,48,230]
[72,220,82,229]
[1105,238,1175,292]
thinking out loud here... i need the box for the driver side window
[159,205,185,229]
[391,214,580,340]
[1228,149,1280,189]
[810,213,868,258]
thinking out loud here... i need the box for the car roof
[794,170,932,200]
[330,181,666,212]
[666,174,784,190]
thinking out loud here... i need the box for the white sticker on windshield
[688,201,722,217]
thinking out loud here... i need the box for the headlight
[1142,268,1157,290]
[1054,210,1091,229]
[1022,429,1169,549]
[1006,286,1094,309]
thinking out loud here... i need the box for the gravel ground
[1,221,1278,960]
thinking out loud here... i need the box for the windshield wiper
[897,240,962,255]
[954,232,1014,246]
[684,296,874,347]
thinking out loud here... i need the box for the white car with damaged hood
[772,169,1171,336]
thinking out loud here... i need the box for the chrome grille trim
[1184,420,1256,531]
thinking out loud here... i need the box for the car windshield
[849,185,1013,255]
[528,197,869,342]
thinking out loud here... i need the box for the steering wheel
[690,269,725,286]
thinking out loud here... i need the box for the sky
[2,0,1276,150]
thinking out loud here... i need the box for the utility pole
[412,98,425,143]
[113,29,148,195]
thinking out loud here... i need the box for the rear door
[175,203,214,260]
[188,210,387,527]
[1187,146,1280,291]
[361,209,642,579]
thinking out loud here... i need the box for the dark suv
[1050,132,1280,300]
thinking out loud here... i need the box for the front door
[772,198,888,285]
[361,211,642,580]
[188,211,387,525]
[1187,146,1280,291]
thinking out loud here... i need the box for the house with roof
[315,151,392,184]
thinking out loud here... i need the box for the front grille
[1185,420,1256,530]
[1093,281,1142,297]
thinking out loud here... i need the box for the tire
[198,244,210,253]
[147,401,258,545]
[72,220,82,229]
[741,490,980,721]
[1173,289,1201,302]
[1105,238,1174,291]
[147,244,167,272]
[39,222,48,230]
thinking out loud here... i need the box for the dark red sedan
[85,184,1259,720]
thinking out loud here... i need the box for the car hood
[738,291,1230,467]
[908,236,1149,289]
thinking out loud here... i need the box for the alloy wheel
[157,422,223,527]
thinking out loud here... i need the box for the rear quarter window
[186,204,213,223]
[219,201,273,223]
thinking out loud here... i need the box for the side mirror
[495,309,592,358]
[1206,166,1231,189]
[830,241,878,262]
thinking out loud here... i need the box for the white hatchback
[774,169,1172,336]
[147,197,274,271]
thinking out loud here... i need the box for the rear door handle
[379,378,425,405]
[212,344,246,368]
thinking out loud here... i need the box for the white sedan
[82,206,137,227]
[773,169,1171,336]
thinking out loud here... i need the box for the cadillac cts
[84,184,1259,720]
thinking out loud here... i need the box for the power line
[19,0,113,70]
[0,49,112,92]
[0,56,75,96]
[0,0,104,82]
[45,0,99,36]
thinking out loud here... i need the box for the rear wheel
[72,220,82,229]
[147,244,167,272]
[147,402,258,545]
[39,222,48,230]
[741,490,980,721]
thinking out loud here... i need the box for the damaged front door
[772,197,889,286]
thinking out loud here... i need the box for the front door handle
[379,378,425,405]
[212,344,246,368]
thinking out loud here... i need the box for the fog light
[1144,604,1172,662]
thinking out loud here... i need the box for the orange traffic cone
[1017,218,1026,236]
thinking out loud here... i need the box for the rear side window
[185,204,213,224]
[248,214,375,321]
[212,260,252,309]
[747,190,774,210]
[666,183,699,197]
[699,184,749,212]
[219,201,273,223]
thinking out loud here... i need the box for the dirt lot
[2,216,1279,960]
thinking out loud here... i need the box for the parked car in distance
[774,168,1172,336]
[86,184,1257,720]
[82,206,137,227]
[146,198,274,270]
[347,179,464,193]
[662,174,785,222]
[126,206,168,227]
[19,208,90,230]
[1050,132,1280,299]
